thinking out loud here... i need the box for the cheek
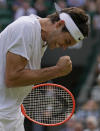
[57,37,65,45]
[50,35,59,44]
[49,32,56,41]
[56,35,63,42]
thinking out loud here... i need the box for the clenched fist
[56,56,72,77]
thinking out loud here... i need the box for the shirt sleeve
[7,21,34,61]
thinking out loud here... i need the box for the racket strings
[23,85,73,124]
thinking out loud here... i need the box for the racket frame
[21,83,75,126]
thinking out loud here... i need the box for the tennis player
[0,7,89,131]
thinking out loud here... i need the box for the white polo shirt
[0,15,47,119]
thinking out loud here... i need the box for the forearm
[6,66,61,87]
[6,52,72,88]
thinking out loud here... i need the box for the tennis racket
[21,83,75,126]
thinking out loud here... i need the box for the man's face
[46,25,77,50]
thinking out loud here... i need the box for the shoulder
[6,15,41,40]
[7,17,35,34]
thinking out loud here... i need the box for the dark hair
[47,7,89,37]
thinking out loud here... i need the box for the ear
[56,20,65,28]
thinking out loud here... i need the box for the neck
[41,30,46,41]
[39,18,51,42]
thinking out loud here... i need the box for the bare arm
[5,52,72,88]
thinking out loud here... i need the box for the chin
[49,47,55,50]
[48,43,55,50]
[49,45,56,50]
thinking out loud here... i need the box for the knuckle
[66,56,70,59]
[68,60,72,65]
[69,60,71,63]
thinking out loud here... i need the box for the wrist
[54,65,63,77]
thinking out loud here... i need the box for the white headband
[59,13,84,42]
